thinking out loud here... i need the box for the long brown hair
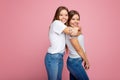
[49,6,69,29]
[67,10,80,26]
[52,6,69,23]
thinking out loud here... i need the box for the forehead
[72,14,79,18]
[60,9,68,14]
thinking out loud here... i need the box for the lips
[73,23,78,26]
[71,23,78,27]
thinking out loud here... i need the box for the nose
[74,20,79,26]
[75,20,78,24]
[63,15,68,18]
[63,16,66,19]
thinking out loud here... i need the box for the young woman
[66,10,90,80]
[44,6,79,80]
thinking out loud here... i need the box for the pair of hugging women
[45,6,90,80]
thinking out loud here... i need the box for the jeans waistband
[47,52,64,56]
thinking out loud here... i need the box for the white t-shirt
[66,34,86,58]
[48,20,67,54]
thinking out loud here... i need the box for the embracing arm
[63,27,81,36]
[63,27,72,35]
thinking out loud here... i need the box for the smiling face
[59,9,68,24]
[68,10,80,27]
[53,6,69,24]
[69,14,80,28]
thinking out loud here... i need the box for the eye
[59,14,63,16]
[71,18,75,20]
[65,14,68,16]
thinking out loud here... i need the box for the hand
[70,27,79,36]
[72,26,82,36]
[83,60,90,70]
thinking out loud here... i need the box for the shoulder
[52,20,64,25]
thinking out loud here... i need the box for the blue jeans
[67,57,89,80]
[45,52,64,80]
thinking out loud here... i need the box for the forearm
[77,49,88,62]
[63,27,79,36]
[70,38,88,62]
[84,53,89,63]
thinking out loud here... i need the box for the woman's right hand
[83,60,90,70]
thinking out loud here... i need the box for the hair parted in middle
[52,6,69,22]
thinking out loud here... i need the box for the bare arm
[63,27,80,36]
[70,38,88,61]
[70,38,90,69]
[75,26,82,36]
[63,27,71,35]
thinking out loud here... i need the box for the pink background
[0,0,120,80]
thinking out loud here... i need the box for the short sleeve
[68,35,77,39]
[52,20,67,34]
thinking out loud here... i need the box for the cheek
[59,16,61,20]
[66,16,68,19]
[70,21,74,24]
[70,22,74,26]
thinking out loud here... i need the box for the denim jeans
[45,52,64,80]
[67,57,89,80]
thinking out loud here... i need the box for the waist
[48,47,65,53]
[47,52,65,56]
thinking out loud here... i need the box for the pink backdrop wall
[0,0,120,80]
